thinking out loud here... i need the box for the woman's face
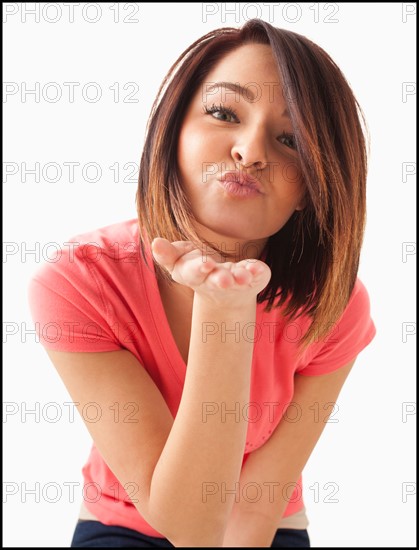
[177,43,306,244]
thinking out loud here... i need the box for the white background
[3,2,416,547]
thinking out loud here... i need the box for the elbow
[144,480,228,546]
[145,506,226,547]
[168,531,225,548]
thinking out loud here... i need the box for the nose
[231,126,269,170]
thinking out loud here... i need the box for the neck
[191,221,268,264]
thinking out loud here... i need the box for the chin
[195,216,264,241]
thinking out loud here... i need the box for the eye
[203,103,239,123]
[277,132,297,150]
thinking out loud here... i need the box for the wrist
[193,292,257,313]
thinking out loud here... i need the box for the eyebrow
[204,81,290,118]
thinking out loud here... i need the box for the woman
[28,19,376,547]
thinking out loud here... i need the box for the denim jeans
[71,519,311,547]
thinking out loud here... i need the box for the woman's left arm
[221,358,357,547]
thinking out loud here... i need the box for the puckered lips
[218,171,264,194]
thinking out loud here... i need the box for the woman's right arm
[150,295,256,547]
[45,239,271,547]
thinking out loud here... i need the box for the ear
[295,190,308,211]
[295,198,307,211]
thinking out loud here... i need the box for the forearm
[149,294,256,546]
[221,436,304,547]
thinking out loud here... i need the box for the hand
[151,238,271,308]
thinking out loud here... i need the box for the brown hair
[136,19,369,353]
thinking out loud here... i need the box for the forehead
[207,44,279,84]
[201,43,285,103]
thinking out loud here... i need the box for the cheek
[178,124,203,159]
[179,125,223,169]
[272,153,302,185]
[179,133,224,192]
[282,161,302,186]
[177,129,189,174]
[177,130,205,198]
[275,157,305,202]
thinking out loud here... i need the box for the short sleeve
[296,278,376,376]
[27,244,123,352]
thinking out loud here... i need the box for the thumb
[151,238,195,273]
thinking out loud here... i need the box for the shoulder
[30,218,143,283]
[346,277,372,312]
[27,218,144,311]
[295,277,376,376]
[27,219,143,352]
[67,217,141,260]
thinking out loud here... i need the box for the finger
[151,238,194,272]
[247,262,272,287]
[205,267,235,289]
[173,254,216,284]
[170,241,199,252]
[204,263,254,289]
[231,265,253,285]
[242,260,267,277]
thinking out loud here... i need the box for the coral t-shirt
[27,218,376,537]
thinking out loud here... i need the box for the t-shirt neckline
[140,236,188,385]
